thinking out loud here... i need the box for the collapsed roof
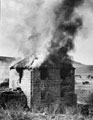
[10,54,75,70]
[10,55,37,69]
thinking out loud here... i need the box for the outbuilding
[9,55,77,110]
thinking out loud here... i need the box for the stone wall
[32,67,61,109]
[20,69,32,107]
[9,66,76,109]
[60,68,76,106]
[9,69,32,108]
[32,67,76,108]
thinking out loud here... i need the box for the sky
[70,0,93,65]
[0,0,93,65]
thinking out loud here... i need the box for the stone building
[9,56,77,109]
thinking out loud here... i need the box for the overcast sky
[70,0,93,65]
[0,0,93,65]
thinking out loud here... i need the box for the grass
[0,103,92,120]
[0,78,93,120]
[0,99,92,119]
[0,108,92,120]
[75,78,93,104]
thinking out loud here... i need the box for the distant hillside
[0,56,15,63]
[72,61,93,75]
[75,65,93,75]
[72,61,85,68]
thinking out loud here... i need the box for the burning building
[9,55,76,109]
[8,0,84,111]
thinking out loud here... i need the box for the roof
[10,55,37,69]
[10,55,75,69]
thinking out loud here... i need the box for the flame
[1,0,84,67]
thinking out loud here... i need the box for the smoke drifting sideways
[1,0,84,67]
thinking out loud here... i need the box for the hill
[0,56,15,63]
[75,65,93,75]
[72,61,93,75]
[72,61,85,68]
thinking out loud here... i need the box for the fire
[30,0,84,67]
[1,0,84,67]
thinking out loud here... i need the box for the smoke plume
[1,0,84,67]
[47,0,83,65]
[32,0,84,67]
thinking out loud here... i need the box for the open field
[75,78,93,104]
[0,79,92,120]
[0,83,92,120]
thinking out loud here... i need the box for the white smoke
[75,0,93,40]
[1,0,63,63]
[2,0,91,66]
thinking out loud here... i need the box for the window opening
[60,63,72,79]
[40,67,48,80]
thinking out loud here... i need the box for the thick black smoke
[47,0,84,65]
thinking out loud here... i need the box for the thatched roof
[10,55,75,69]
[10,55,37,69]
